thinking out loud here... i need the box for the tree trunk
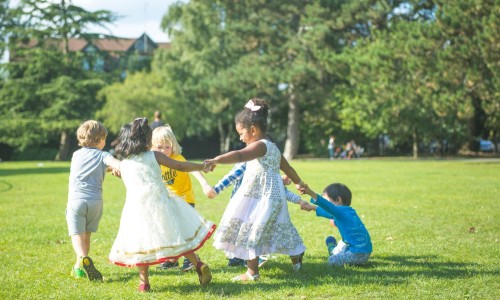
[217,119,225,154]
[55,130,70,161]
[283,89,300,160]
[468,95,485,152]
[412,129,418,159]
[224,122,233,153]
[217,119,233,153]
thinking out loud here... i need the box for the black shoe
[157,260,179,270]
[181,258,194,272]
[81,256,103,282]
[227,257,245,267]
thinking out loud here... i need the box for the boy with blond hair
[66,120,121,281]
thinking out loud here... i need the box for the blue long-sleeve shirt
[311,194,372,253]
[213,163,246,197]
[213,162,301,204]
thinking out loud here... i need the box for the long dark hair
[115,118,152,158]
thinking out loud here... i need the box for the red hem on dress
[109,224,217,267]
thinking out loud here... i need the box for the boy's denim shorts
[66,199,103,236]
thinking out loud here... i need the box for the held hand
[111,168,122,178]
[203,185,217,198]
[296,181,308,194]
[205,188,217,199]
[300,201,316,212]
[281,175,292,185]
[203,160,217,173]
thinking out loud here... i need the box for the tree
[0,0,9,60]
[97,68,176,135]
[432,0,500,151]
[160,1,379,158]
[334,0,499,156]
[0,0,116,160]
[0,49,106,156]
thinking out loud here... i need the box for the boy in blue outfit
[300,183,372,266]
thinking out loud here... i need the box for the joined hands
[202,160,217,173]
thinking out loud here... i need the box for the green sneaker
[71,266,86,279]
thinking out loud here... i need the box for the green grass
[1,158,499,299]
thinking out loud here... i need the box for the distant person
[328,135,335,160]
[66,120,121,281]
[108,118,216,292]
[150,111,164,130]
[300,183,372,266]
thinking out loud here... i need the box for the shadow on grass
[0,180,13,193]
[0,167,69,177]
[133,254,498,297]
[357,255,492,281]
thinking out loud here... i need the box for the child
[300,183,372,266]
[207,163,304,268]
[66,120,121,281]
[205,98,307,281]
[108,118,216,292]
[151,124,214,271]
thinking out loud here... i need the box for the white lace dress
[212,139,306,260]
[109,151,216,267]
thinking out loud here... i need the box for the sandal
[81,256,103,282]
[231,271,260,282]
[138,283,151,292]
[195,262,212,287]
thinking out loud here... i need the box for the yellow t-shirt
[159,153,196,204]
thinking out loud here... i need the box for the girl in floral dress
[206,98,307,281]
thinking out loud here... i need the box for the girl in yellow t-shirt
[151,125,215,271]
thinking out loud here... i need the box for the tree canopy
[0,0,116,160]
[1,0,498,160]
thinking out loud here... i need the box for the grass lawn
[0,158,499,299]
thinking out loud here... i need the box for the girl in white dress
[206,99,307,281]
[108,118,216,292]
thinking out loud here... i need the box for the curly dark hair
[323,183,352,206]
[115,118,152,158]
[235,98,269,133]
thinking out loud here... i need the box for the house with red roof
[9,33,170,75]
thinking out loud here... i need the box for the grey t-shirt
[68,147,112,201]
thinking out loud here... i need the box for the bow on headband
[245,100,261,111]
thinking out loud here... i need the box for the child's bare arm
[279,155,302,185]
[191,171,217,198]
[104,156,121,171]
[209,141,266,164]
[154,151,204,172]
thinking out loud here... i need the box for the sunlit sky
[72,0,177,42]
[2,1,179,62]
[8,0,179,42]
